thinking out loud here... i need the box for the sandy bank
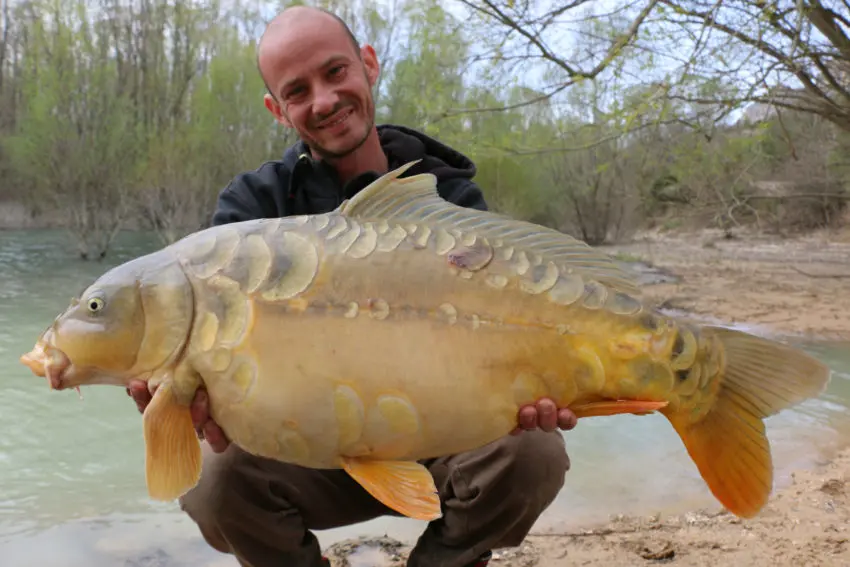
[603,227,850,341]
[525,445,849,566]
[323,446,849,566]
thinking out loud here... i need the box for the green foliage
[0,0,846,258]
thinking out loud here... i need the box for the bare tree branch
[658,0,850,131]
[439,0,659,117]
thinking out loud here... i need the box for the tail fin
[665,326,832,518]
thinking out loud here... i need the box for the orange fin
[570,400,668,419]
[668,396,771,520]
[142,379,202,501]
[666,326,831,519]
[341,457,441,521]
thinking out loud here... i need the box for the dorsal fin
[338,161,641,296]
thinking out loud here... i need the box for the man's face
[260,18,380,159]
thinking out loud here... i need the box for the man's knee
[495,430,570,509]
[177,444,332,564]
[425,430,570,552]
[442,430,570,513]
[179,444,256,532]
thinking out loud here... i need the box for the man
[128,6,576,567]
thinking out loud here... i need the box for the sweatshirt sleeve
[211,162,286,226]
[438,178,489,212]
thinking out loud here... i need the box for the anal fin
[341,457,441,521]
[142,380,202,501]
[571,399,668,419]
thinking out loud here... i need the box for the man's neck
[313,127,388,186]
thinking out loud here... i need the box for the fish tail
[663,325,831,518]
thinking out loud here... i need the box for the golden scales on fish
[20,160,831,522]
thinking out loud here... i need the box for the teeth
[323,110,350,128]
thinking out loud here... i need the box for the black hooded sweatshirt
[210,124,488,226]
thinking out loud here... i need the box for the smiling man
[127,5,575,567]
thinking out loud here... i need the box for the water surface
[2,229,849,566]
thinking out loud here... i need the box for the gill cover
[50,253,194,377]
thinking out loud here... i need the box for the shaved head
[255,5,381,161]
[257,6,360,96]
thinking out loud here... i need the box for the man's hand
[126,380,231,453]
[512,397,577,435]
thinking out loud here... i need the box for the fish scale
[20,160,832,524]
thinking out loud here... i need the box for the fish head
[20,254,194,391]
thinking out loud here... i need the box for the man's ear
[264,93,292,127]
[360,44,380,87]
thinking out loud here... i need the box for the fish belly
[222,310,580,468]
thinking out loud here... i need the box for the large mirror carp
[21,161,831,521]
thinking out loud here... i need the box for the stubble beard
[307,66,377,160]
[308,99,375,161]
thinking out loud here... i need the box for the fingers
[189,389,210,431]
[126,380,152,414]
[190,389,230,454]
[127,381,231,453]
[536,398,558,431]
[203,421,230,453]
[511,405,538,434]
[558,407,578,431]
[512,398,579,435]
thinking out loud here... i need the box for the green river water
[2,229,849,567]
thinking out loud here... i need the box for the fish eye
[85,296,105,313]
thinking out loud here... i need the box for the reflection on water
[2,229,849,566]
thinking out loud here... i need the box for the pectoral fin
[142,380,202,501]
[341,457,441,521]
[571,399,668,419]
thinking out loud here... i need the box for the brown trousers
[179,430,569,567]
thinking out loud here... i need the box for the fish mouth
[20,342,72,391]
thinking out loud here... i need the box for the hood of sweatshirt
[280,123,478,211]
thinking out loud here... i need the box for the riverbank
[324,446,850,566]
[323,227,850,567]
[604,226,850,341]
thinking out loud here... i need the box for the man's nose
[312,87,341,116]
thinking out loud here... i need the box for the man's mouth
[317,107,353,130]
